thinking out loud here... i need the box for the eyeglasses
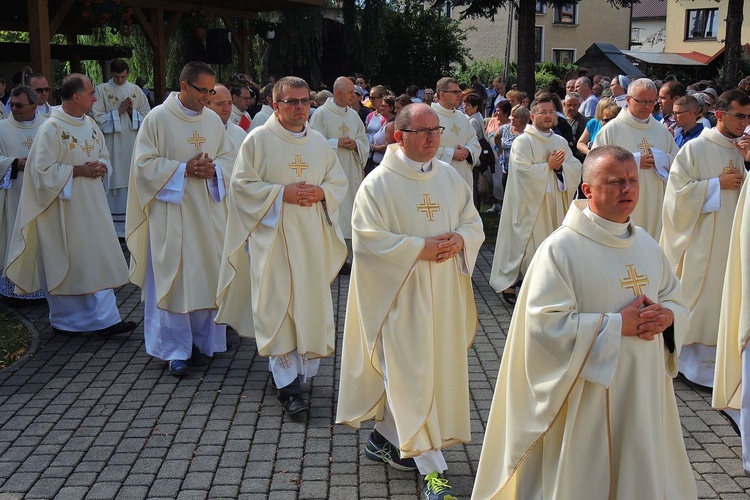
[277,98,311,107]
[187,82,216,96]
[533,110,556,116]
[34,87,51,94]
[237,94,252,100]
[722,111,750,121]
[628,96,656,106]
[601,118,613,124]
[672,109,694,116]
[442,90,462,95]
[9,102,32,109]
[399,126,445,137]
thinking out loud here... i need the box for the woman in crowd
[495,104,530,191]
[464,92,488,211]
[610,75,630,107]
[485,100,512,143]
[364,85,388,144]
[366,94,397,176]
[576,97,615,157]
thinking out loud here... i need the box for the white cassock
[713,175,750,472]
[473,200,696,500]
[230,105,251,131]
[490,125,581,292]
[593,110,678,239]
[0,111,46,299]
[126,93,236,362]
[432,102,481,187]
[91,79,151,237]
[309,98,370,240]
[661,128,745,387]
[250,104,273,130]
[6,107,128,332]
[225,121,247,149]
[336,145,484,474]
[216,113,347,388]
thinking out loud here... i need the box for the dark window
[686,8,718,40]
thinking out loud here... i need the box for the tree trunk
[515,0,535,94]
[724,0,744,89]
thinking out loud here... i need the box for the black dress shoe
[188,344,211,366]
[52,327,83,336]
[96,320,137,338]
[282,394,309,415]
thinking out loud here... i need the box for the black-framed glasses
[672,109,694,116]
[34,87,51,94]
[628,96,656,106]
[276,98,311,107]
[188,82,216,96]
[9,102,32,109]
[399,126,445,137]
[442,90,462,95]
[722,111,750,121]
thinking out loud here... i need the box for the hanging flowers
[80,0,135,36]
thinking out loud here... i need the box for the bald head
[394,103,441,163]
[207,84,233,124]
[333,76,354,108]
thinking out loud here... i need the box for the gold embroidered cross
[289,155,308,176]
[339,123,349,136]
[21,137,33,149]
[187,130,206,150]
[620,264,649,296]
[279,354,292,369]
[417,194,440,221]
[543,150,553,161]
[637,138,653,154]
[82,140,94,157]
[451,123,461,136]
[724,160,737,173]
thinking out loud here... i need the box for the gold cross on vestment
[637,138,653,154]
[724,160,737,173]
[620,264,650,296]
[451,123,461,136]
[417,194,440,221]
[543,150,552,161]
[339,123,349,136]
[82,140,94,157]
[187,130,206,150]
[289,155,309,176]
[21,137,33,149]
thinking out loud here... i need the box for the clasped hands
[547,149,565,170]
[186,153,216,179]
[619,295,674,341]
[118,97,133,116]
[338,137,358,151]
[283,182,324,207]
[420,232,464,263]
[74,161,106,179]
[452,145,469,162]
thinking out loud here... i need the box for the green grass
[479,201,500,246]
[0,309,30,370]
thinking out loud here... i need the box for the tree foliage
[361,0,468,92]
[440,0,639,94]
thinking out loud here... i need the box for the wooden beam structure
[27,0,53,83]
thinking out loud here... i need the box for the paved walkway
[0,246,747,499]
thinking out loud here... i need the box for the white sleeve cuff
[261,189,284,228]
[155,163,187,204]
[703,177,721,213]
[580,313,621,387]
[206,167,226,202]
[328,138,339,149]
[59,175,73,200]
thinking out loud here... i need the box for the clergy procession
[4,61,750,499]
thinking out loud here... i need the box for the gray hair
[627,78,657,97]
[565,92,582,103]
[11,85,37,105]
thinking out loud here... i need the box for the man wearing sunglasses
[6,74,136,338]
[26,73,53,118]
[432,77,481,189]
[127,61,236,378]
[662,90,750,393]
[0,86,46,302]
[594,78,679,240]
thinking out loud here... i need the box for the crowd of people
[3,61,750,499]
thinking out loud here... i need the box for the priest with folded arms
[0,86,45,301]
[216,76,347,416]
[490,94,581,305]
[6,74,136,337]
[593,78,679,239]
[309,76,369,271]
[661,89,749,388]
[337,103,484,500]
[126,62,236,378]
[473,146,696,500]
[432,77,481,188]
